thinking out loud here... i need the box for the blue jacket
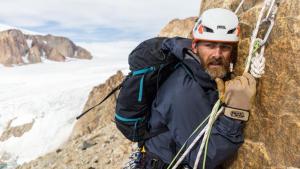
[145,38,244,169]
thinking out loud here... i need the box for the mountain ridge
[0,23,41,35]
[0,28,92,66]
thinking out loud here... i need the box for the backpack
[115,37,192,142]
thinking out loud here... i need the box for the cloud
[0,0,199,42]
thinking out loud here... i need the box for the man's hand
[215,72,256,111]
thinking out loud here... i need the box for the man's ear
[192,41,197,53]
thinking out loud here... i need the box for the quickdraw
[245,0,280,78]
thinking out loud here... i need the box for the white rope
[244,0,270,73]
[250,45,266,78]
[198,0,203,16]
[265,0,276,19]
[171,101,223,169]
[171,126,207,169]
[193,106,224,168]
[167,114,210,169]
[247,0,278,78]
[234,0,245,14]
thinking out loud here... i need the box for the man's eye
[220,45,233,50]
[204,43,215,48]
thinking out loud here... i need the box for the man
[144,8,256,169]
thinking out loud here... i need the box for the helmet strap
[230,62,234,72]
[192,41,198,53]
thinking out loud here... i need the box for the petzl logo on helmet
[217,25,226,29]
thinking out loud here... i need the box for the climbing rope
[193,102,223,169]
[169,101,223,169]
[169,0,280,168]
[234,0,245,14]
[245,0,279,74]
[250,41,266,78]
[167,114,210,169]
[198,0,203,16]
[249,0,279,78]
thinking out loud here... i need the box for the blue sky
[0,0,199,42]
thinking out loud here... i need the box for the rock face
[71,71,124,140]
[161,0,300,168]
[0,119,34,141]
[0,30,27,66]
[17,124,134,169]
[28,45,42,63]
[159,17,197,38]
[0,29,92,66]
[48,48,66,62]
[75,46,93,60]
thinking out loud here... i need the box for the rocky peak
[159,17,196,38]
[0,29,28,66]
[0,29,92,66]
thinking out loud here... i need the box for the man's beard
[200,57,230,79]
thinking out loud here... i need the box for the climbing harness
[168,0,280,168]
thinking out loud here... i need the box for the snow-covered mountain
[0,41,138,168]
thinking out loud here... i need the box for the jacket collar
[162,37,231,90]
[183,50,217,90]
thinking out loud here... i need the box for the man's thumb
[215,78,225,102]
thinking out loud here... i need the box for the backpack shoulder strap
[76,82,122,120]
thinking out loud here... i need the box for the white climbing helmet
[193,8,240,43]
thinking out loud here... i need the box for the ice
[26,39,32,48]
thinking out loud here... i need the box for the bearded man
[144,8,256,169]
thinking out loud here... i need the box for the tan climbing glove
[215,72,257,121]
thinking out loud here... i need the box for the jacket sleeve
[160,78,244,169]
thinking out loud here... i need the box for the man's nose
[212,47,223,58]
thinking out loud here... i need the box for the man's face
[193,41,233,79]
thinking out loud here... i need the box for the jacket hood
[161,37,191,60]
